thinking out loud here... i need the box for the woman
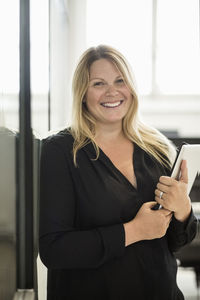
[39,45,197,300]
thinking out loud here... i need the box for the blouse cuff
[98,223,125,262]
[170,207,198,245]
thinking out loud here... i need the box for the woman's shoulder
[42,128,74,151]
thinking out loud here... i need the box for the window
[0,0,49,133]
[156,0,200,95]
[30,0,49,95]
[86,0,200,96]
[0,0,19,130]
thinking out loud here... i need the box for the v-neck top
[39,129,197,300]
[98,143,137,190]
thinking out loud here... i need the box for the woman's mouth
[100,100,124,108]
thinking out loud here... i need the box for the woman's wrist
[123,219,142,247]
[174,201,192,222]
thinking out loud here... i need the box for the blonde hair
[70,45,176,167]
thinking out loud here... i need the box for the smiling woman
[39,45,197,300]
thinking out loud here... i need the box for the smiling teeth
[101,101,121,108]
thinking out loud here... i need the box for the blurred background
[0,0,199,299]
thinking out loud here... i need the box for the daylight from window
[86,0,200,96]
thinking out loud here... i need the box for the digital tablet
[170,144,200,194]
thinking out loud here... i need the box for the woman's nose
[105,84,119,96]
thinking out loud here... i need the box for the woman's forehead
[89,58,122,79]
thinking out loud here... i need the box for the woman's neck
[95,122,126,145]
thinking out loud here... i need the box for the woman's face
[85,58,133,128]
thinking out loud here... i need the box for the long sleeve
[39,138,125,270]
[166,208,198,252]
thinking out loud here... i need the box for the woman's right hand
[123,202,173,247]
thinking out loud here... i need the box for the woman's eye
[116,78,124,84]
[93,81,104,86]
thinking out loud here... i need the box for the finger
[159,176,175,186]
[160,207,172,213]
[166,218,172,227]
[160,209,172,216]
[155,189,166,199]
[179,160,188,184]
[145,201,158,209]
[156,183,169,193]
[155,195,165,206]
[166,214,173,223]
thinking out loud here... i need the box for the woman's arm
[39,138,125,270]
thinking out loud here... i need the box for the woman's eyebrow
[90,75,122,81]
[89,77,105,81]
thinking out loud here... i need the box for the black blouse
[39,129,197,300]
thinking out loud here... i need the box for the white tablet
[171,144,200,194]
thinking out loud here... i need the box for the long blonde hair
[70,45,176,167]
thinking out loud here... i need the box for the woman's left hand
[155,160,192,222]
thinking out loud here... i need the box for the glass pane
[0,0,19,131]
[156,0,200,94]
[30,0,49,136]
[0,0,19,298]
[86,0,152,95]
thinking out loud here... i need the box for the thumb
[145,201,158,209]
[179,160,188,184]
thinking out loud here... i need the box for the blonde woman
[39,45,197,300]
